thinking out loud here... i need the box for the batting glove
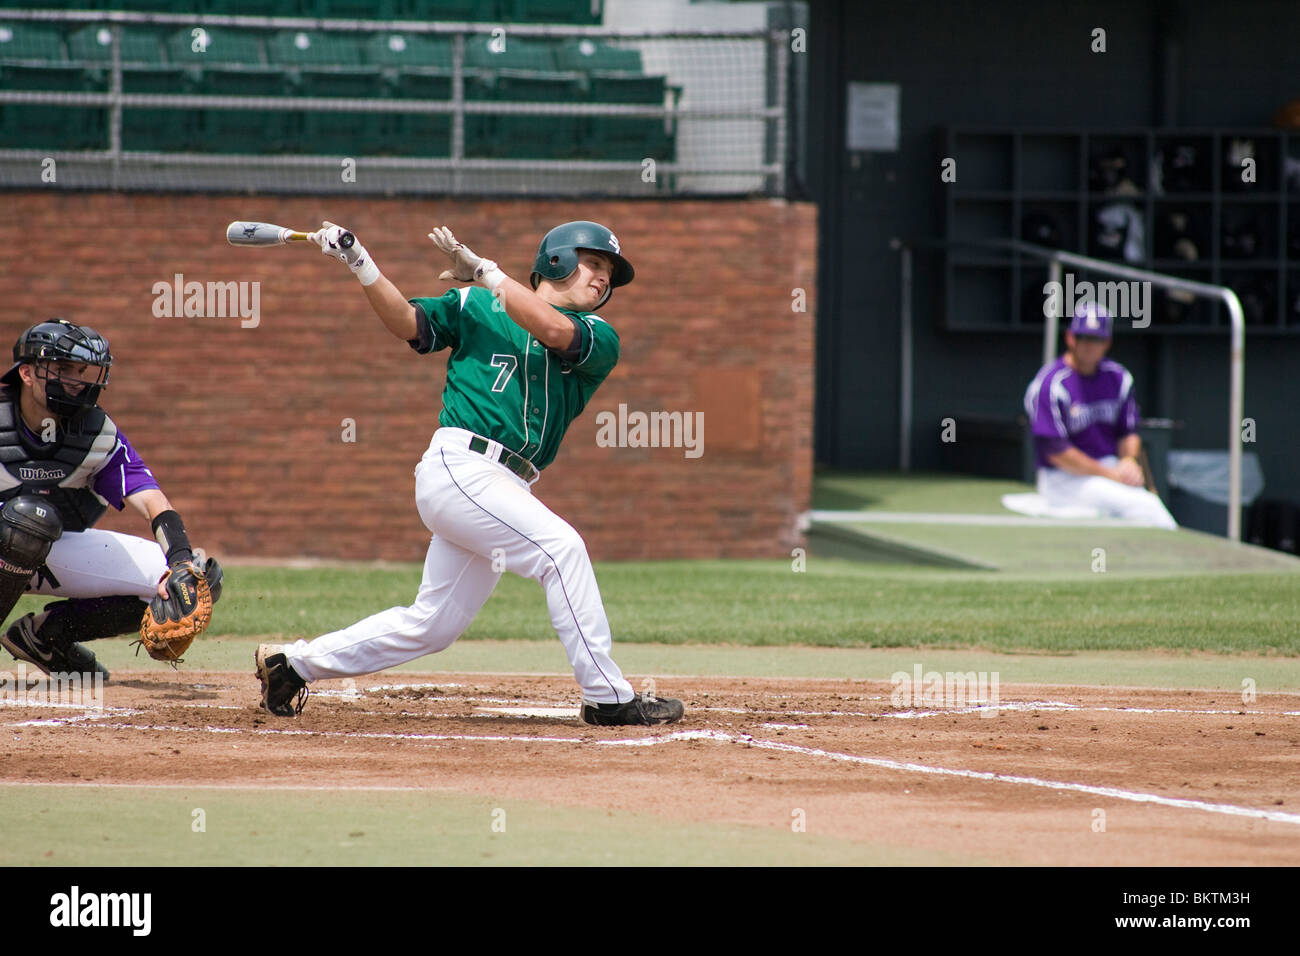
[428,226,504,290]
[310,220,380,286]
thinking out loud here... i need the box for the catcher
[0,319,221,681]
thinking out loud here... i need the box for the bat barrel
[226,221,302,246]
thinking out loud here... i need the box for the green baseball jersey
[408,285,620,470]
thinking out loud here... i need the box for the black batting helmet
[1,319,112,419]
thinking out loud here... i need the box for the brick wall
[1,192,816,561]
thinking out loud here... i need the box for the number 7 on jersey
[489,354,518,393]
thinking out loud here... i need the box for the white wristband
[355,258,381,287]
[478,263,506,292]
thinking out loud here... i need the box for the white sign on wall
[846,82,900,152]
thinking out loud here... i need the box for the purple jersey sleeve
[1118,387,1140,437]
[1025,360,1070,442]
[91,433,160,510]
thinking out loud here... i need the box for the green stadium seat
[120,65,201,152]
[265,31,386,154]
[504,0,601,26]
[388,69,453,100]
[464,34,556,73]
[583,74,674,161]
[293,67,387,98]
[294,111,391,155]
[468,73,585,159]
[363,32,452,69]
[203,0,309,14]
[0,61,92,93]
[584,119,674,161]
[0,101,107,150]
[192,65,287,96]
[0,22,65,62]
[165,27,264,67]
[313,0,397,17]
[1,63,93,91]
[116,0,235,10]
[0,23,92,100]
[267,30,364,67]
[190,66,297,153]
[386,70,452,157]
[402,1,501,22]
[555,37,640,74]
[107,1,191,9]
[588,72,665,105]
[67,24,166,65]
[291,68,390,156]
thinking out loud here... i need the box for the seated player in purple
[1023,303,1177,528]
[0,319,221,680]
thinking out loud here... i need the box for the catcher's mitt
[137,555,223,665]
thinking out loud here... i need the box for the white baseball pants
[28,529,166,600]
[1037,458,1178,529]
[283,427,635,704]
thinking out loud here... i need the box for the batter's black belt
[468,436,539,482]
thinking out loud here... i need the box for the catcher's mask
[529,220,634,308]
[1,319,112,422]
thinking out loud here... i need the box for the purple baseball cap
[1068,302,1112,339]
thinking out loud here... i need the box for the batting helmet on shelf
[0,319,112,420]
[530,220,634,308]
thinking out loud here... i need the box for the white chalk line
[10,717,1299,827]
[692,701,1300,719]
[683,730,1300,827]
[6,693,1298,725]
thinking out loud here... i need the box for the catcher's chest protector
[0,395,114,531]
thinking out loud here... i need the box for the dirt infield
[4,670,1299,865]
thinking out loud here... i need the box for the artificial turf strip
[812,470,1037,514]
[8,558,1298,655]
[837,522,1300,575]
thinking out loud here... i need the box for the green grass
[0,784,984,866]
[9,557,1297,656]
[83,638,1300,692]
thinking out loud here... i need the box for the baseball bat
[225,221,354,248]
[1137,447,1157,495]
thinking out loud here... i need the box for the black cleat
[581,692,684,726]
[1,612,108,681]
[255,643,308,717]
[60,640,110,683]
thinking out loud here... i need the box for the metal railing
[893,237,1247,541]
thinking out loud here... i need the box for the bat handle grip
[339,232,355,249]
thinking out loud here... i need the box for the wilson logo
[18,465,66,481]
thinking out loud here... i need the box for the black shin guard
[0,496,63,624]
[41,595,149,645]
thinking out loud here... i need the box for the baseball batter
[255,220,684,726]
[0,320,221,680]
[1024,303,1176,528]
